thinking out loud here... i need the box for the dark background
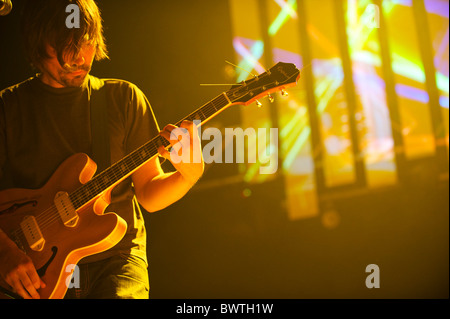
[0,0,448,299]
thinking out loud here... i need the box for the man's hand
[0,232,45,299]
[158,120,204,185]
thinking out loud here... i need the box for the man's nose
[63,55,85,71]
[73,55,86,66]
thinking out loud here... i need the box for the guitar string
[10,94,232,242]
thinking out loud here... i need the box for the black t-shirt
[0,75,160,264]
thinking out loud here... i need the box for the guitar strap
[90,82,111,174]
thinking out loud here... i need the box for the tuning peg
[268,94,274,103]
[256,100,262,107]
[281,89,288,97]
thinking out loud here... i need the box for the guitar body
[0,153,127,299]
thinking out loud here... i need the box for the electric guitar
[0,62,300,299]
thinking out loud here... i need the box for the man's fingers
[159,121,202,165]
[163,124,178,131]
[24,266,41,290]
[160,126,190,146]
[159,130,171,143]
[27,268,43,290]
[20,274,40,299]
[179,120,193,130]
[163,123,193,136]
[5,267,42,299]
[157,145,170,160]
[8,275,31,299]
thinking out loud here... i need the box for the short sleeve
[124,83,160,155]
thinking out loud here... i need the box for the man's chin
[62,72,88,87]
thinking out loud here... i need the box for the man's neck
[38,73,65,88]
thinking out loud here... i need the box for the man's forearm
[137,170,198,213]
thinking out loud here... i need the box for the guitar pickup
[54,191,79,227]
[20,215,45,252]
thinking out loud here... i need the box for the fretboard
[69,92,231,209]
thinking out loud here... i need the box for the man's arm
[0,98,44,299]
[132,120,204,213]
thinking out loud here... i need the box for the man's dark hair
[21,0,109,70]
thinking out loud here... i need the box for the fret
[202,103,212,119]
[199,109,205,120]
[210,98,217,111]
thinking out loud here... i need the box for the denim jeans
[64,253,149,299]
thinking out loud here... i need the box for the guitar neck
[69,92,232,209]
[68,61,301,209]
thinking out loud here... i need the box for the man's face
[39,41,96,88]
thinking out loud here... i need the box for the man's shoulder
[0,77,35,98]
[90,75,142,93]
[0,78,37,112]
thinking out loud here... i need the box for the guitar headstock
[226,62,300,106]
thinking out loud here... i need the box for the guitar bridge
[54,191,79,227]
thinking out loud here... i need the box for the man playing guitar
[0,0,204,299]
